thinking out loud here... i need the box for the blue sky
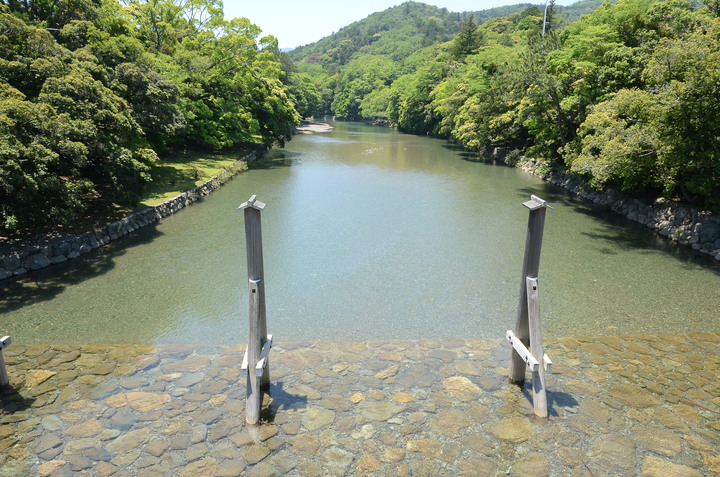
[223,0,573,49]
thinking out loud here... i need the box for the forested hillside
[0,0,319,235]
[296,0,720,212]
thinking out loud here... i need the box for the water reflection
[0,226,163,313]
[1,121,718,344]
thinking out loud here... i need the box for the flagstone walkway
[1,333,718,476]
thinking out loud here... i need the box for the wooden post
[526,277,547,417]
[510,195,551,384]
[238,195,272,425]
[0,336,11,388]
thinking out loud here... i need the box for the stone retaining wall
[516,156,720,263]
[0,152,256,280]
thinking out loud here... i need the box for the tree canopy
[0,0,318,235]
[295,0,720,212]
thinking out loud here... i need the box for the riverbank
[0,152,257,281]
[1,334,717,475]
[510,155,720,263]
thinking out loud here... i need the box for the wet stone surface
[0,334,719,476]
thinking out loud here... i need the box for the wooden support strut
[238,195,272,425]
[0,336,11,388]
[527,276,548,417]
[506,195,554,418]
[509,195,552,384]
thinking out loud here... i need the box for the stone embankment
[0,152,256,280]
[516,157,720,263]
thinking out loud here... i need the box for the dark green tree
[451,15,483,59]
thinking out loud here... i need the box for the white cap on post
[238,195,266,211]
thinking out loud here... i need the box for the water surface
[1,121,718,344]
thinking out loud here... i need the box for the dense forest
[2,0,719,237]
[293,0,720,213]
[0,0,320,234]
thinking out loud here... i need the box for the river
[1,121,718,344]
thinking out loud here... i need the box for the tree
[0,12,155,233]
[451,15,483,59]
[566,88,663,193]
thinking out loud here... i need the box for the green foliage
[0,1,302,234]
[569,2,720,210]
[566,88,663,192]
[0,13,153,233]
[295,0,720,211]
[450,15,483,59]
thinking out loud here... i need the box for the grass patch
[138,149,252,208]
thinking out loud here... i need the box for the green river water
[1,121,719,344]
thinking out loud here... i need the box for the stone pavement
[0,333,718,476]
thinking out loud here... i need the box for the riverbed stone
[510,453,548,477]
[25,369,57,388]
[356,401,403,422]
[162,357,210,373]
[608,384,661,408]
[634,428,682,457]
[84,447,111,462]
[430,409,471,437]
[106,428,150,454]
[146,440,170,457]
[180,457,218,477]
[291,433,321,455]
[578,399,609,427]
[38,459,69,476]
[105,391,170,412]
[108,408,136,431]
[92,362,116,375]
[301,407,335,431]
[395,363,437,388]
[62,419,103,438]
[380,447,406,462]
[68,455,93,471]
[93,461,119,477]
[454,360,485,376]
[487,417,534,443]
[61,437,99,456]
[588,435,636,473]
[184,443,209,463]
[215,459,247,477]
[35,433,64,460]
[379,351,403,361]
[406,438,443,458]
[443,376,483,401]
[391,392,415,403]
[640,456,703,477]
[458,456,498,476]
[0,425,15,440]
[320,447,354,474]
[40,415,64,434]
[4,335,720,476]
[356,453,381,474]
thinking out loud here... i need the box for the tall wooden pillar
[510,195,550,384]
[239,195,272,425]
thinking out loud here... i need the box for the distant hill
[559,0,608,22]
[289,2,475,65]
[290,0,606,65]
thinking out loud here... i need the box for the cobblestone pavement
[1,333,718,476]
